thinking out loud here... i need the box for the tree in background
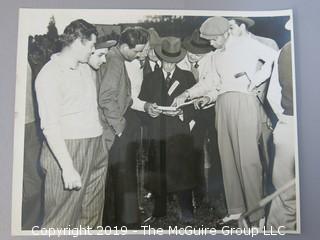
[28,16,61,79]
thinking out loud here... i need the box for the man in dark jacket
[98,27,149,228]
[139,37,198,223]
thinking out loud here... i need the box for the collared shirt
[162,67,176,81]
[150,60,161,71]
[250,33,279,51]
[213,34,277,94]
[125,59,146,112]
[35,53,103,139]
[201,34,277,103]
[177,51,219,99]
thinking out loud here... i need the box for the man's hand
[144,102,162,118]
[162,109,183,117]
[61,165,82,190]
[247,82,257,92]
[171,91,189,107]
[194,96,211,109]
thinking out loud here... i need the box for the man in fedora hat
[142,28,162,76]
[139,37,197,223]
[177,29,226,216]
[173,16,277,226]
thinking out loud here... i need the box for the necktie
[155,61,160,71]
[139,60,144,68]
[191,61,199,82]
[165,72,172,88]
[143,59,152,76]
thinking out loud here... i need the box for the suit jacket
[139,66,198,193]
[98,47,132,136]
[139,66,195,128]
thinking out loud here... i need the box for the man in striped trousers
[35,19,108,228]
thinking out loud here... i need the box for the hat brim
[229,17,255,29]
[182,37,213,54]
[200,32,224,40]
[154,45,186,63]
[96,40,117,49]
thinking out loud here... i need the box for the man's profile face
[78,33,97,63]
[209,34,227,49]
[138,42,150,61]
[148,49,159,62]
[122,44,146,61]
[88,48,108,70]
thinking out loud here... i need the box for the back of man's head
[119,27,149,49]
[60,19,98,48]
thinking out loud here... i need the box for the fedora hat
[155,37,186,63]
[182,29,213,54]
[148,28,162,49]
[228,17,255,29]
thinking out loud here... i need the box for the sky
[20,9,148,36]
[19,9,292,36]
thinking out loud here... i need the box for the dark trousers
[22,122,43,230]
[192,108,226,211]
[152,190,193,219]
[103,109,141,226]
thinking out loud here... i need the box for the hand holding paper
[157,99,198,112]
[171,91,189,108]
[194,96,211,109]
[144,102,162,118]
[161,108,183,117]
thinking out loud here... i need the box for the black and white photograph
[11,8,299,236]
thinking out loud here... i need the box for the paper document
[156,99,198,111]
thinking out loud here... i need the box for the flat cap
[200,16,230,39]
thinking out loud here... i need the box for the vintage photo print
[12,8,299,236]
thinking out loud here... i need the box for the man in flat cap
[142,28,162,75]
[174,16,277,226]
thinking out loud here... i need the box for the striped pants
[40,136,108,228]
[216,92,264,222]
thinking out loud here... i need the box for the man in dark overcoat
[139,37,198,223]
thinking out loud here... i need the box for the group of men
[22,15,296,231]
